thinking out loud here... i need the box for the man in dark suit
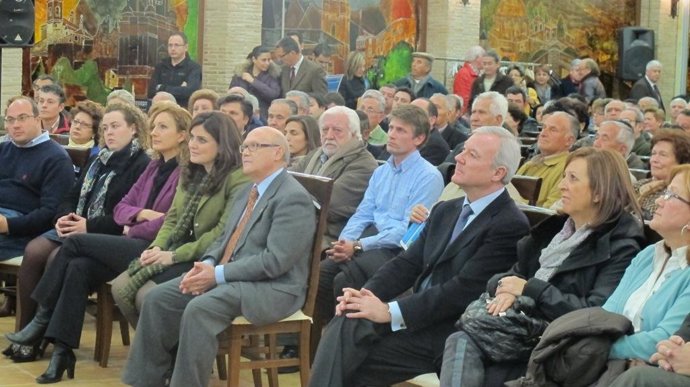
[275,37,328,97]
[431,93,468,150]
[308,126,530,387]
[122,127,316,387]
[629,60,665,112]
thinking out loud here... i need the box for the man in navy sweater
[0,97,74,260]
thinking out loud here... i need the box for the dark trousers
[308,314,451,387]
[315,247,400,328]
[31,234,149,348]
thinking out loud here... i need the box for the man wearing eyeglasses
[147,32,202,108]
[0,97,73,262]
[123,126,316,387]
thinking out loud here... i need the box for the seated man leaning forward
[121,126,316,387]
[308,126,530,387]
[316,104,444,328]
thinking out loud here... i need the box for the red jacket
[453,62,479,114]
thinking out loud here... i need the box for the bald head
[241,126,290,182]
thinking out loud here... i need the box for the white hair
[473,91,508,124]
[602,120,635,156]
[465,45,486,61]
[318,105,362,141]
[360,90,386,112]
[472,126,521,184]
[646,60,662,71]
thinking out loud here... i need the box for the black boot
[11,341,48,363]
[2,343,18,357]
[5,305,52,345]
[36,344,75,384]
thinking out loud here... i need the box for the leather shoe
[0,295,15,317]
[2,343,18,357]
[277,345,299,374]
[11,342,47,363]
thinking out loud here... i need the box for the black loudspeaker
[617,27,655,81]
[0,0,34,47]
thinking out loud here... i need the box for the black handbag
[457,292,548,362]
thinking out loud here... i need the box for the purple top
[113,159,180,241]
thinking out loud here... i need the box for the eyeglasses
[3,114,35,125]
[71,119,93,129]
[661,189,690,206]
[239,143,280,153]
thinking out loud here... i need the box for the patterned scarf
[75,140,141,218]
[534,218,593,282]
[117,173,212,310]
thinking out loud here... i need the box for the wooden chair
[519,205,556,227]
[216,172,334,387]
[630,168,650,180]
[93,282,131,367]
[511,175,543,206]
[49,134,69,145]
[0,256,23,331]
[518,137,537,145]
[520,145,531,159]
[64,146,91,170]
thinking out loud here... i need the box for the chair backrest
[436,162,456,186]
[50,133,69,145]
[64,146,91,169]
[630,168,650,181]
[288,171,334,318]
[512,175,543,206]
[519,204,556,227]
[519,137,537,145]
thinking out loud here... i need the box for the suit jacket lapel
[292,60,309,88]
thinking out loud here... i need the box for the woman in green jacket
[111,111,250,327]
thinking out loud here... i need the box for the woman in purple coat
[229,45,281,120]
[3,102,190,383]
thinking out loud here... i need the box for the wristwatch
[352,240,363,257]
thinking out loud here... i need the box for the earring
[682,225,689,237]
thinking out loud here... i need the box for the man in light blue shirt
[316,104,444,331]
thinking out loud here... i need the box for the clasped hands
[486,276,527,316]
[55,213,87,237]
[335,287,391,324]
[650,335,690,375]
[179,262,216,296]
[325,240,355,262]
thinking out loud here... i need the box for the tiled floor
[0,295,302,387]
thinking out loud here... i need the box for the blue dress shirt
[339,150,443,251]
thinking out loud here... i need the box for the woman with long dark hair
[229,45,281,120]
[111,111,250,327]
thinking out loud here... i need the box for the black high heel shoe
[2,343,19,357]
[5,305,52,345]
[11,341,48,363]
[36,344,75,384]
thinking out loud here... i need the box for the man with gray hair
[593,120,645,169]
[620,106,651,156]
[393,52,448,99]
[431,93,468,149]
[517,111,579,208]
[358,89,389,148]
[291,106,378,247]
[453,45,485,115]
[285,90,311,115]
[446,91,508,162]
[267,98,298,133]
[309,125,529,387]
[630,60,664,111]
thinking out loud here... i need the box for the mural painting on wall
[30,0,202,106]
[480,0,636,77]
[262,0,419,88]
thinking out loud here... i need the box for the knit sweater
[0,140,74,236]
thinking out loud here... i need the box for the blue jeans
[0,207,32,261]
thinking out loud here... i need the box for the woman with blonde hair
[187,89,219,118]
[338,51,369,109]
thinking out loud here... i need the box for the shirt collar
[462,187,505,218]
[12,131,50,148]
[255,167,284,198]
[386,149,421,172]
[293,55,305,74]
[645,75,656,86]
[654,242,689,271]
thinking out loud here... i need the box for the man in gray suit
[275,36,328,97]
[122,127,316,387]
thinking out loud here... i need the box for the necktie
[290,66,296,83]
[219,186,259,264]
[449,203,474,243]
[653,84,662,101]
